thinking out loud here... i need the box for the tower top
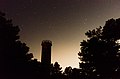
[41,40,52,46]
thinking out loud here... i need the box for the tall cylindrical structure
[41,40,52,65]
[41,40,52,79]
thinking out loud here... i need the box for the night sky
[1,0,120,69]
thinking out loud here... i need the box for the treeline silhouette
[1,11,120,79]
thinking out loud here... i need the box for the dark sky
[1,0,120,69]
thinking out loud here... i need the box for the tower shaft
[41,40,52,79]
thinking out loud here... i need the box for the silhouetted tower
[41,40,52,79]
[41,40,52,65]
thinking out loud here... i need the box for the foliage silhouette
[0,11,43,79]
[50,62,63,79]
[63,66,72,79]
[78,18,120,79]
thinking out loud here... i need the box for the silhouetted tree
[63,67,82,79]
[0,11,34,79]
[78,18,120,79]
[103,18,120,40]
[71,68,81,79]
[28,59,43,79]
[50,62,63,79]
[63,66,72,79]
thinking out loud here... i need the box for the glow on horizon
[28,39,82,70]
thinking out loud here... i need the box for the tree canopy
[50,62,63,79]
[0,11,35,79]
[78,18,120,79]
